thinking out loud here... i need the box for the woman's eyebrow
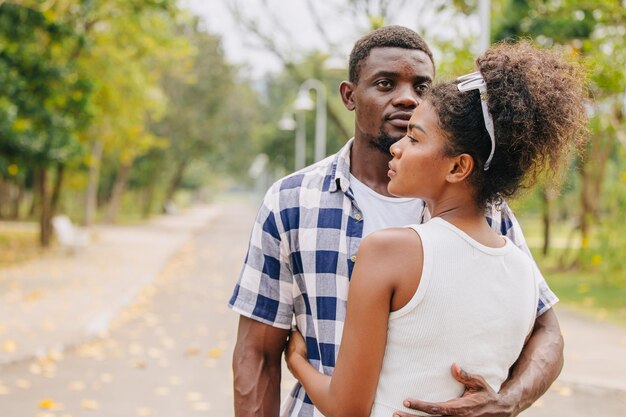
[408,123,426,135]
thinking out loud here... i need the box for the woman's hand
[285,328,307,376]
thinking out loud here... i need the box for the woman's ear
[446,154,474,183]
[340,81,356,111]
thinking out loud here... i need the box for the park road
[0,198,624,417]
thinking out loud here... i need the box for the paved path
[0,206,221,365]
[0,199,624,416]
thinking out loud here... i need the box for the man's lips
[386,111,413,129]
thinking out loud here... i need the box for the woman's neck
[427,192,504,248]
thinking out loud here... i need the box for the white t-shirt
[349,174,425,237]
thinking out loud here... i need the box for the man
[229,25,563,417]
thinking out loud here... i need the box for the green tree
[74,0,191,224]
[0,3,90,245]
[488,0,625,271]
[151,19,238,209]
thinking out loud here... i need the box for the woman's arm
[285,228,423,417]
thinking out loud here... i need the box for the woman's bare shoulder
[360,227,422,253]
[357,228,423,278]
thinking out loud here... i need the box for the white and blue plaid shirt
[229,139,558,417]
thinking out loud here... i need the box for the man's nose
[393,84,420,108]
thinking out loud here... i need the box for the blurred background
[0,1,624,416]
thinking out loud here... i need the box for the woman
[284,41,587,417]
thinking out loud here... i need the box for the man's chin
[373,133,402,154]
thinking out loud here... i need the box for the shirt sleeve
[489,202,559,317]
[228,184,294,329]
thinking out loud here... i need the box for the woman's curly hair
[428,40,588,206]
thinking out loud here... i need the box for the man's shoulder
[269,154,338,199]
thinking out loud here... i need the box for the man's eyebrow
[372,70,400,79]
[408,123,426,134]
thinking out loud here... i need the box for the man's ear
[446,154,474,183]
[340,81,356,111]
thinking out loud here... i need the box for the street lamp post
[478,0,491,53]
[279,112,305,171]
[295,110,307,170]
[294,79,327,163]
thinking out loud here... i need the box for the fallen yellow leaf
[136,407,152,416]
[16,379,31,389]
[38,398,59,410]
[68,381,86,391]
[185,346,200,357]
[25,290,44,302]
[186,392,203,402]
[208,348,222,358]
[192,402,212,411]
[80,399,99,410]
[557,386,573,397]
[2,340,17,353]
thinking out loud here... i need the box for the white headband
[457,71,495,170]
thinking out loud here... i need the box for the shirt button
[350,255,357,262]
[354,213,362,221]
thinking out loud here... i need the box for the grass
[522,214,626,327]
[540,266,626,326]
[0,225,42,267]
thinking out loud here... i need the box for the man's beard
[370,130,402,155]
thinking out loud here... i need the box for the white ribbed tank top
[370,218,538,417]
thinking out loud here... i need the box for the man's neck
[350,138,393,196]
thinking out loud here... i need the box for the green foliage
[0,3,91,166]
[485,0,626,277]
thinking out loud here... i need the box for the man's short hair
[348,25,434,83]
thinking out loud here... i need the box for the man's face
[343,47,435,154]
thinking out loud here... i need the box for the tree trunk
[11,176,24,220]
[29,169,41,218]
[541,186,551,256]
[579,130,613,263]
[84,141,103,226]
[50,162,65,217]
[142,169,160,218]
[104,161,132,224]
[163,157,190,209]
[0,178,7,219]
[38,167,52,247]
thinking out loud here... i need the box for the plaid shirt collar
[328,138,353,194]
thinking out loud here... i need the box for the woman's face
[387,101,453,200]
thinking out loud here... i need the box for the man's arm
[500,307,564,413]
[233,316,290,417]
[398,308,564,417]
